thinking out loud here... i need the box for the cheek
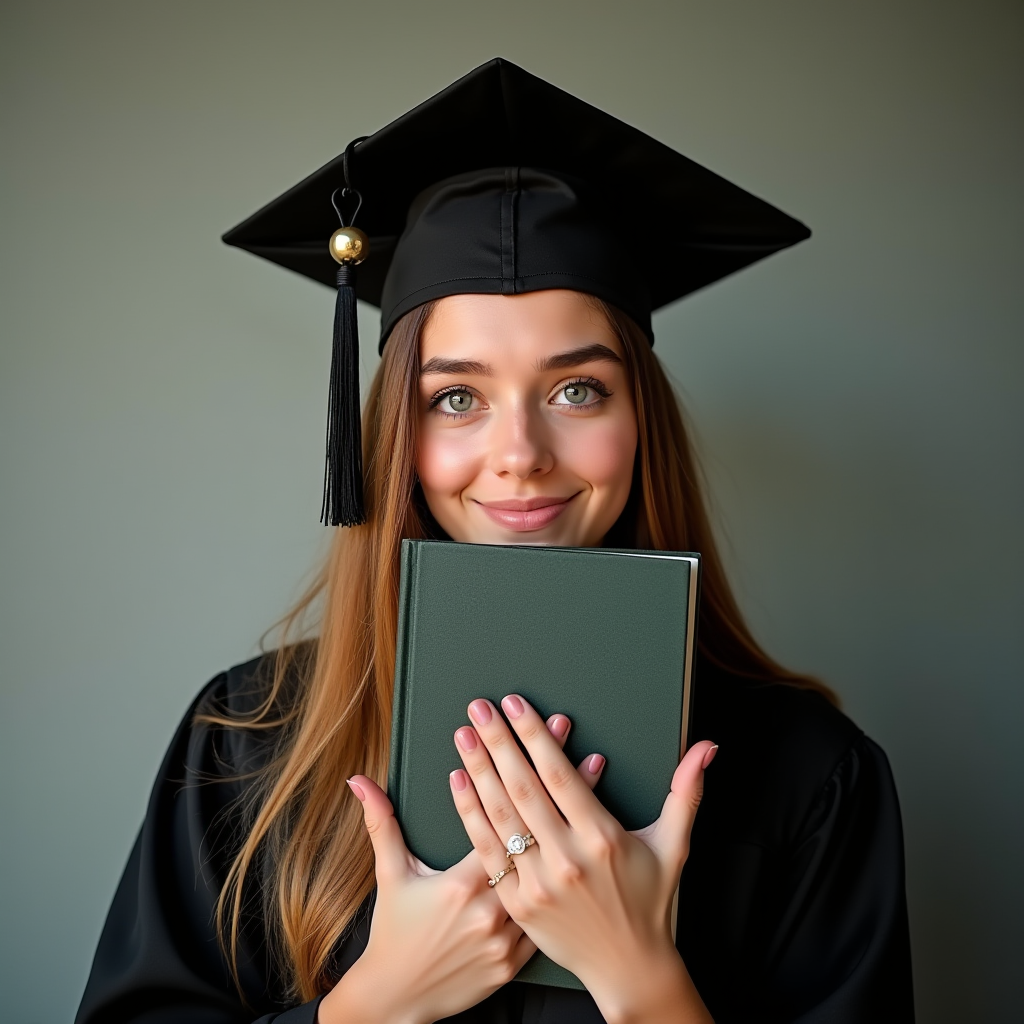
[416,426,485,497]
[558,414,637,492]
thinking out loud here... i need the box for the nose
[488,397,554,479]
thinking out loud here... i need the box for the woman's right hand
[319,714,602,1024]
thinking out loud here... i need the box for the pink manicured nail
[346,778,366,801]
[502,694,525,718]
[456,727,478,752]
[450,769,468,792]
[702,744,719,770]
[587,754,605,774]
[548,715,570,740]
[469,699,492,725]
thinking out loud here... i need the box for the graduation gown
[75,654,914,1023]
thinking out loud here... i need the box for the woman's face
[415,290,638,547]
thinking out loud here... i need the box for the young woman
[76,61,914,1024]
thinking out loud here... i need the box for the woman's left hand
[450,695,717,1024]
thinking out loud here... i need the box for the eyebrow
[535,343,622,371]
[419,343,622,378]
[420,357,494,377]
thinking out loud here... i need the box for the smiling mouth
[474,494,578,531]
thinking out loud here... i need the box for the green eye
[563,384,589,405]
[445,391,473,413]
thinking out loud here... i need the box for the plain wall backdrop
[1,2,1021,1020]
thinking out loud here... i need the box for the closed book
[388,540,700,991]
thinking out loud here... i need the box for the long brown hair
[203,296,835,1002]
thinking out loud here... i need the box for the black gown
[75,653,914,1023]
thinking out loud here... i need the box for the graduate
[76,59,914,1024]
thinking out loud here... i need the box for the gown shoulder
[681,660,915,1022]
[74,652,322,1024]
[694,665,865,845]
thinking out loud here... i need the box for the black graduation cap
[223,57,810,527]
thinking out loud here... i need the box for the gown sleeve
[74,670,325,1024]
[768,736,915,1023]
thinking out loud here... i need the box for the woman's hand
[450,695,717,1024]
[319,714,601,1024]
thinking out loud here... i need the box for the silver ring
[488,861,516,887]
[505,832,535,857]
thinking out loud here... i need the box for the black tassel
[321,262,365,527]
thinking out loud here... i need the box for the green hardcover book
[388,540,701,991]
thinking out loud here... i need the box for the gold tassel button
[329,227,369,265]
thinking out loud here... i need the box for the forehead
[420,290,623,362]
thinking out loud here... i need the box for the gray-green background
[1,2,1021,1020]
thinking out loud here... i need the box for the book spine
[684,554,702,751]
[387,540,418,811]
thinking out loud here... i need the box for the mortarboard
[223,58,810,527]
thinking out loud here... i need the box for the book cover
[388,540,700,990]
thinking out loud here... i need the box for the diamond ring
[505,832,535,857]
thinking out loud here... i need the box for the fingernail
[587,754,605,774]
[469,699,492,725]
[450,769,468,792]
[502,694,525,719]
[346,778,366,801]
[548,715,570,740]
[702,744,719,770]
[456,727,478,752]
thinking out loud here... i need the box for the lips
[474,494,577,532]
